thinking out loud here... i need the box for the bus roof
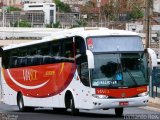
[2,27,139,50]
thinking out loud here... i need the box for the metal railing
[151,66,160,98]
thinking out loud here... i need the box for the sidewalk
[149,97,160,105]
[141,97,160,112]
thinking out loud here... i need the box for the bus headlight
[92,94,109,99]
[138,92,148,97]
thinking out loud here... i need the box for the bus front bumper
[90,95,149,109]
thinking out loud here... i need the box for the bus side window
[17,57,22,67]
[31,57,39,65]
[9,49,18,68]
[18,47,28,67]
[51,41,60,57]
[10,56,17,68]
[28,45,37,56]
[21,57,28,67]
[2,50,10,69]
[75,37,86,56]
[27,57,32,66]
[77,55,90,87]
[19,47,28,58]
[63,38,74,58]
[37,42,50,56]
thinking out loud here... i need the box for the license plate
[119,101,129,106]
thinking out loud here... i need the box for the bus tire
[17,94,34,112]
[70,96,79,116]
[17,94,26,112]
[115,108,123,117]
[53,108,66,113]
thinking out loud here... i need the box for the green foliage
[46,21,61,28]
[7,6,21,13]
[129,6,144,20]
[54,0,71,12]
[72,19,87,28]
[11,20,31,27]
[101,3,115,20]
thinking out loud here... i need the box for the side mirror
[147,48,157,68]
[86,50,94,69]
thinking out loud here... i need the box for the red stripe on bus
[96,86,147,98]
[3,63,76,98]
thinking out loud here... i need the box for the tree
[72,19,87,28]
[46,21,61,28]
[129,6,144,20]
[80,1,96,14]
[101,3,114,20]
[7,6,21,13]
[85,1,96,7]
[80,1,98,22]
[54,0,71,12]
[11,20,31,27]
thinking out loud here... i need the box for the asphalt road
[0,103,160,120]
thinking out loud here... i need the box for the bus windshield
[89,36,148,88]
[91,53,148,88]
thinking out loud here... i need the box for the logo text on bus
[23,69,37,81]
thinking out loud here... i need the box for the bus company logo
[23,69,37,81]
[96,89,110,94]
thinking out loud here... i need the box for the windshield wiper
[126,68,138,86]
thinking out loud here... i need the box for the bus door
[74,37,92,107]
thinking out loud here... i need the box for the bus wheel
[17,94,34,112]
[70,96,79,116]
[115,108,123,117]
[17,94,26,112]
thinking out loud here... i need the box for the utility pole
[97,0,101,27]
[144,0,152,49]
[144,0,153,97]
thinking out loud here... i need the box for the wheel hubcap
[70,99,72,109]
[19,99,23,109]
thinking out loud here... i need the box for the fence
[152,66,160,98]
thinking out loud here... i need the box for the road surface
[0,103,160,120]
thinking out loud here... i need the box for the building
[22,0,52,4]
[91,0,109,5]
[60,0,89,5]
[153,0,160,13]
[57,0,89,12]
[0,0,22,7]
[0,0,52,7]
[0,10,45,27]
[23,3,56,24]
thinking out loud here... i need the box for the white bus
[0,28,149,116]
